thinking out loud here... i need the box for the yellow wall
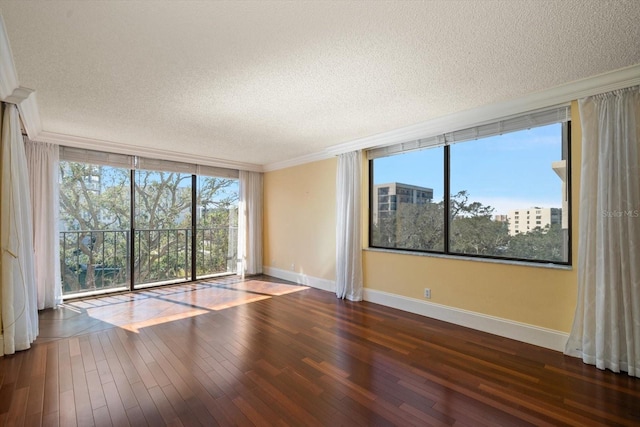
[263,158,337,281]
[264,101,581,333]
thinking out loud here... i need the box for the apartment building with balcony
[372,182,433,224]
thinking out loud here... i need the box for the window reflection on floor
[38,278,309,337]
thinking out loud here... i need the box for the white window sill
[364,247,573,270]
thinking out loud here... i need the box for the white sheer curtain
[565,86,640,377]
[238,170,263,276]
[335,151,363,301]
[1,103,39,356]
[25,138,62,309]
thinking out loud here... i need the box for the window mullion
[368,160,374,248]
[564,121,572,265]
[129,169,135,291]
[444,144,450,254]
[191,174,197,281]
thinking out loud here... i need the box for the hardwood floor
[1,275,639,426]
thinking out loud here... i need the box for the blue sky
[373,123,564,215]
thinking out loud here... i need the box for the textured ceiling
[1,1,640,167]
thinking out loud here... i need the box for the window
[59,147,239,297]
[134,169,194,286]
[371,148,444,251]
[195,175,239,279]
[59,162,131,295]
[369,106,571,264]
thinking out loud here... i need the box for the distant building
[493,214,508,223]
[372,182,433,224]
[552,160,569,230]
[507,207,561,236]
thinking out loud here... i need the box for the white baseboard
[262,266,336,293]
[261,267,568,352]
[363,288,568,352]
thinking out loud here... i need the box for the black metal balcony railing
[60,227,238,296]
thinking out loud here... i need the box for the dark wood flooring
[1,275,638,426]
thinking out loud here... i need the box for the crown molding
[4,86,44,140]
[5,2,638,175]
[18,90,43,140]
[325,64,640,157]
[0,15,20,101]
[36,131,264,172]
[3,85,32,104]
[5,87,43,139]
[1,16,43,139]
[263,64,640,172]
[262,149,334,172]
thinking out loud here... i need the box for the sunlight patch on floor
[60,279,309,334]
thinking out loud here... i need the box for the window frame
[368,120,572,266]
[59,147,241,297]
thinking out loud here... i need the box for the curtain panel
[565,86,640,377]
[238,170,263,276]
[335,151,363,301]
[1,103,39,356]
[25,138,62,309]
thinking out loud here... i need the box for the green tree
[371,213,397,247]
[196,176,239,275]
[371,189,565,262]
[59,163,131,291]
[449,191,509,256]
[134,171,192,284]
[505,224,565,261]
[395,202,444,251]
[59,162,238,293]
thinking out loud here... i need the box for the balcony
[60,226,238,298]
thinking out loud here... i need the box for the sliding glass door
[59,149,239,298]
[195,175,239,278]
[59,162,131,295]
[134,170,193,288]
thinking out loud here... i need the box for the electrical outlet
[290,263,295,271]
[424,288,431,299]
